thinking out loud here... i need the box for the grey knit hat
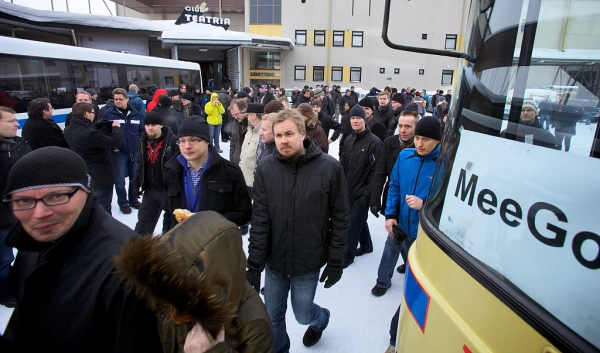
[4,147,92,196]
[178,116,211,143]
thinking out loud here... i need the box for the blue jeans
[95,187,113,215]
[389,236,416,346]
[375,235,404,289]
[345,200,372,262]
[540,113,551,130]
[111,151,139,206]
[209,124,222,151]
[0,228,14,302]
[264,265,330,353]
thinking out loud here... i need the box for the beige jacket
[239,121,262,187]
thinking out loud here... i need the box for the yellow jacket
[204,93,225,125]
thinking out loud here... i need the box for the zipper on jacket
[408,155,425,236]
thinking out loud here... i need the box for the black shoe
[343,259,353,269]
[260,287,265,295]
[371,284,390,297]
[221,138,229,143]
[120,205,132,214]
[240,225,249,235]
[396,264,406,274]
[129,200,141,209]
[355,247,373,256]
[0,297,17,308]
[302,309,329,347]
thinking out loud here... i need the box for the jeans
[264,265,330,353]
[95,187,113,215]
[112,151,139,206]
[345,200,372,262]
[554,132,573,152]
[0,228,14,302]
[540,113,551,130]
[389,236,416,346]
[375,235,404,289]
[209,124,222,151]
[134,187,166,236]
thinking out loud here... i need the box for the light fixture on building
[419,69,425,75]
[198,48,208,52]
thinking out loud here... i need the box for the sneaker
[302,309,329,347]
[129,200,141,209]
[355,247,373,256]
[0,297,17,308]
[217,149,223,153]
[343,258,353,268]
[120,205,132,214]
[396,264,406,274]
[385,344,397,353]
[371,284,391,297]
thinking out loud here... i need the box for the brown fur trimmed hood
[114,211,246,339]
[306,111,319,130]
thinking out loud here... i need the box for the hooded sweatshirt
[147,89,168,112]
[204,93,225,126]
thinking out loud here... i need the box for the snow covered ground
[0,137,406,352]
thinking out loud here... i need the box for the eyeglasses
[176,139,202,146]
[2,119,18,124]
[231,111,246,117]
[4,187,80,211]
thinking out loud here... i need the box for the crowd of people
[3,78,527,353]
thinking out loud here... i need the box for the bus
[0,36,202,126]
[382,0,600,351]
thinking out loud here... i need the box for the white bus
[0,36,201,126]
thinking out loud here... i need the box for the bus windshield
[425,0,600,350]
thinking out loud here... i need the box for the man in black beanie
[163,116,251,230]
[388,92,407,133]
[130,112,179,235]
[358,98,388,142]
[375,116,440,351]
[1,146,162,352]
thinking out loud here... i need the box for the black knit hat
[264,100,285,114]
[247,103,264,114]
[392,93,406,105]
[181,92,193,101]
[144,111,163,125]
[358,98,374,111]
[159,95,172,107]
[4,147,92,196]
[415,116,441,141]
[236,90,248,99]
[178,116,211,142]
[349,104,366,120]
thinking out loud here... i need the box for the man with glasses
[101,88,144,214]
[163,116,251,230]
[229,99,249,165]
[64,102,121,214]
[0,106,31,308]
[22,98,69,150]
[1,147,162,352]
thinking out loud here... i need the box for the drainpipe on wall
[326,0,332,85]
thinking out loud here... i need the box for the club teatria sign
[175,3,231,30]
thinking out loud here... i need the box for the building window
[333,31,345,46]
[445,34,457,50]
[442,70,454,85]
[419,69,425,75]
[314,30,326,46]
[295,30,306,46]
[249,0,282,25]
[422,33,428,40]
[313,66,325,81]
[332,66,343,81]
[295,66,306,81]
[350,67,362,82]
[394,68,400,74]
[379,68,385,74]
[352,31,363,47]
[250,52,281,70]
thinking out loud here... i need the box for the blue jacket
[101,104,144,154]
[127,91,146,118]
[385,144,439,238]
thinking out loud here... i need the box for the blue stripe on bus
[17,113,68,129]
[404,262,431,333]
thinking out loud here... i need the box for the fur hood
[114,211,246,339]
[306,111,320,130]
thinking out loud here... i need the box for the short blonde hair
[272,109,306,135]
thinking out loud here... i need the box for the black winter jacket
[248,138,350,276]
[3,194,162,353]
[370,135,415,214]
[318,111,342,141]
[0,137,30,228]
[21,116,69,150]
[374,104,395,130]
[151,105,182,135]
[64,117,122,189]
[131,126,179,192]
[341,129,382,202]
[163,149,252,228]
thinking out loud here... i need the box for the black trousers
[134,187,167,236]
[221,111,231,140]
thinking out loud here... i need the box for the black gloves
[319,259,343,288]
[370,205,381,218]
[356,195,370,208]
[246,269,261,293]
[131,181,141,199]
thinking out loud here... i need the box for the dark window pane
[258,6,273,24]
[250,6,257,24]
[274,6,281,24]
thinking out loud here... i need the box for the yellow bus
[382,0,600,351]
